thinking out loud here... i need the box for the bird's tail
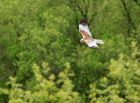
[94,39,104,44]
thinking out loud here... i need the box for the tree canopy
[0,0,140,103]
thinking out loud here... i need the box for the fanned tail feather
[94,39,104,44]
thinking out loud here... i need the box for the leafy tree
[89,42,140,103]
[0,0,140,103]
[0,62,82,103]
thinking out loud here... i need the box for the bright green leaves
[0,62,81,103]
[0,0,140,103]
[89,42,140,103]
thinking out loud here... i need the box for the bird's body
[79,19,104,48]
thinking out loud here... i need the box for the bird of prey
[79,19,104,48]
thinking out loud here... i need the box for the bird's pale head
[80,19,88,26]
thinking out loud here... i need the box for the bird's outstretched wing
[79,29,99,48]
[79,24,92,36]
[79,24,99,48]
[79,19,104,48]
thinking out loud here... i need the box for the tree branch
[120,0,136,35]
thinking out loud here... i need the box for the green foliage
[0,0,140,103]
[89,42,140,103]
[0,62,82,103]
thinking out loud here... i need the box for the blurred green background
[0,0,140,103]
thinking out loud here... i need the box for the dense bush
[0,0,140,102]
[0,62,82,103]
[89,42,140,103]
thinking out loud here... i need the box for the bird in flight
[79,19,104,48]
